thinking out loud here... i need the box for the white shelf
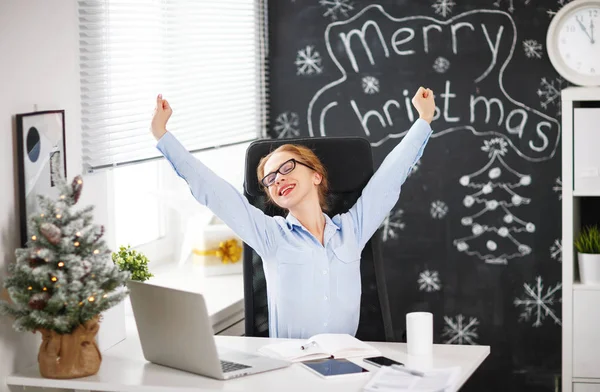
[574,283,600,291]
[573,191,600,197]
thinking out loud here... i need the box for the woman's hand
[411,87,435,124]
[151,94,172,140]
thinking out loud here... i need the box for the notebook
[258,334,381,362]
[363,365,461,392]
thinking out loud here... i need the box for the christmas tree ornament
[29,256,46,269]
[72,175,83,203]
[93,225,105,244]
[28,292,50,310]
[40,222,62,245]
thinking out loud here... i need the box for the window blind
[78,0,266,172]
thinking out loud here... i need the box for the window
[112,160,164,248]
[78,0,266,170]
[78,0,267,261]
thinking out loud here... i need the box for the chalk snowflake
[432,0,455,17]
[493,0,531,13]
[295,45,323,76]
[548,0,572,17]
[418,270,441,292]
[553,177,562,200]
[380,209,405,242]
[431,200,449,219]
[537,77,566,115]
[481,137,508,157]
[408,159,421,177]
[362,76,380,95]
[319,0,354,21]
[273,112,300,138]
[442,315,479,345]
[550,239,562,262]
[523,39,543,59]
[514,276,562,327]
[433,56,451,73]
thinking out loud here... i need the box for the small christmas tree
[0,158,129,334]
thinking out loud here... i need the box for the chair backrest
[242,136,394,342]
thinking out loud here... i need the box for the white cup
[406,312,433,356]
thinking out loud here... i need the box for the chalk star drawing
[432,0,455,18]
[550,239,562,263]
[523,39,543,59]
[362,76,380,95]
[553,177,562,200]
[319,0,354,21]
[538,77,566,116]
[380,209,404,242]
[514,276,562,327]
[443,315,479,345]
[296,45,323,75]
[548,0,573,17]
[433,56,451,73]
[418,270,441,292]
[431,200,449,219]
[454,138,534,265]
[273,112,300,138]
[494,0,531,13]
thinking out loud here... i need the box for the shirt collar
[285,212,341,232]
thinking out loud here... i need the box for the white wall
[0,2,111,391]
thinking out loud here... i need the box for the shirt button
[324,322,328,327]
[324,296,328,301]
[323,270,328,275]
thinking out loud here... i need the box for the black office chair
[242,136,394,342]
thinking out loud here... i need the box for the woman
[151,87,435,339]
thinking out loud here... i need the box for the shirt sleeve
[346,118,432,250]
[156,132,277,258]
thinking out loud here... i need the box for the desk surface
[7,333,489,392]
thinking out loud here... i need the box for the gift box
[192,215,243,276]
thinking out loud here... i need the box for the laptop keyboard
[220,360,252,373]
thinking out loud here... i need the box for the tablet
[300,358,370,378]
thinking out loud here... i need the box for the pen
[301,341,317,350]
[390,364,425,377]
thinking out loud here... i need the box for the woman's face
[262,151,321,210]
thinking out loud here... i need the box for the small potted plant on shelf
[112,245,153,283]
[575,225,600,284]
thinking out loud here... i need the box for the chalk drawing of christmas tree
[453,138,535,265]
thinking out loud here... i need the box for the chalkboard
[267,1,567,391]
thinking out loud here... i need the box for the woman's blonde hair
[257,144,329,211]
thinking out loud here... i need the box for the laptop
[127,280,291,380]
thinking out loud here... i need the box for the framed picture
[16,110,66,247]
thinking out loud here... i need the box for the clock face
[558,6,600,76]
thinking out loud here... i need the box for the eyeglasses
[261,158,315,187]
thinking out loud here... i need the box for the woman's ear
[313,172,322,185]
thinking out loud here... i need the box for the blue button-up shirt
[157,119,432,339]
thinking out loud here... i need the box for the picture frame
[16,110,66,247]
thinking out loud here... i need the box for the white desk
[7,331,489,392]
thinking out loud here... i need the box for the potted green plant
[112,245,153,282]
[574,225,600,284]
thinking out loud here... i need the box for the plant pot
[578,253,600,284]
[37,316,102,379]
